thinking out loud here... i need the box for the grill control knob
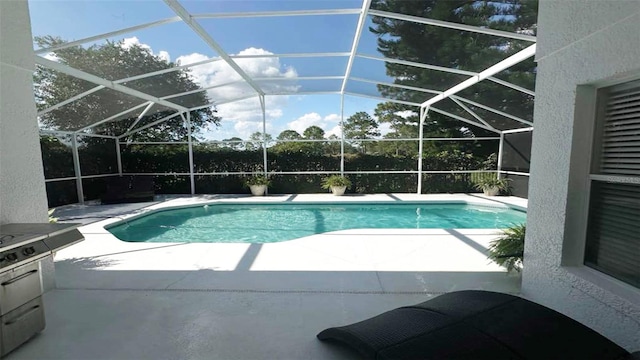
[5,253,18,262]
[23,247,36,256]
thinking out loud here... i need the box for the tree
[369,0,537,156]
[303,126,326,155]
[373,103,419,156]
[276,130,303,141]
[34,36,220,141]
[246,132,273,151]
[325,135,342,156]
[343,111,380,153]
[272,130,305,153]
[222,137,244,151]
[302,126,325,140]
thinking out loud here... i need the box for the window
[583,80,640,288]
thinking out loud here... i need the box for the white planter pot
[249,185,267,196]
[483,186,500,196]
[330,186,347,196]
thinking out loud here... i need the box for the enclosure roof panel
[30,0,537,135]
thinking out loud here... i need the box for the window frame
[562,79,640,304]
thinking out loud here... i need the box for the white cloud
[176,48,300,140]
[324,113,341,122]
[285,112,342,136]
[121,36,170,63]
[157,51,170,63]
[43,52,60,62]
[121,36,152,52]
[378,122,393,137]
[114,40,301,140]
[326,125,342,138]
[234,120,263,136]
[395,110,417,119]
[287,112,323,134]
[177,48,299,103]
[197,96,285,140]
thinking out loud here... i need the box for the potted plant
[245,174,271,196]
[321,175,352,196]
[488,224,526,273]
[473,177,511,196]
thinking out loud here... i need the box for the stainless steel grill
[0,223,83,357]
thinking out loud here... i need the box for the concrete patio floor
[8,194,526,360]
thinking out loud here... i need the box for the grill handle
[1,269,38,286]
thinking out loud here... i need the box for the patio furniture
[317,290,636,359]
[101,176,155,204]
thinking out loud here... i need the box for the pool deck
[9,193,527,360]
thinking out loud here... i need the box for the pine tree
[369,0,538,154]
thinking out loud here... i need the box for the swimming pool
[107,202,526,243]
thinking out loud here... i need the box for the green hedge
[41,137,495,206]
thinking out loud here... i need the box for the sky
[28,0,413,140]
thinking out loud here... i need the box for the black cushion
[317,290,630,360]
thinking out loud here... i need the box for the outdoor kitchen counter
[0,223,84,358]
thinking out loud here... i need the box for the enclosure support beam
[358,54,477,77]
[40,130,116,139]
[420,44,537,108]
[348,77,527,124]
[71,134,84,204]
[487,77,535,97]
[340,94,345,175]
[183,112,196,195]
[232,52,350,59]
[497,132,504,180]
[350,77,442,95]
[38,85,105,116]
[359,55,538,96]
[189,95,259,112]
[450,97,497,131]
[75,102,151,134]
[343,92,501,134]
[340,0,372,94]
[368,9,537,42]
[451,95,533,126]
[193,9,361,19]
[260,95,268,178]
[164,0,265,96]
[118,112,181,139]
[35,56,188,112]
[35,17,181,54]
[502,127,534,134]
[417,107,428,194]
[125,102,155,133]
[426,107,502,134]
[115,138,123,176]
[344,92,421,107]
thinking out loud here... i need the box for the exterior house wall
[523,0,640,350]
[0,0,48,224]
[1,0,55,290]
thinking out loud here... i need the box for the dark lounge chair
[101,176,155,204]
[317,290,638,360]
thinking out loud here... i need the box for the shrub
[488,224,526,272]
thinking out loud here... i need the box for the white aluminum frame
[367,9,537,42]
[420,44,537,108]
[163,0,264,96]
[35,0,537,202]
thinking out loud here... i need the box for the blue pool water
[107,203,526,243]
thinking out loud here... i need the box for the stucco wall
[522,0,640,350]
[0,0,48,224]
